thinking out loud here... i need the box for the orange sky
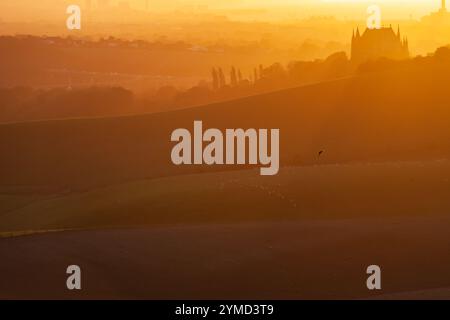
[0,0,441,22]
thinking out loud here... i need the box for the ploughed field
[0,162,450,299]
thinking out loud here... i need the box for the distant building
[351,26,409,64]
[422,0,450,25]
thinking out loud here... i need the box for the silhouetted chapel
[351,26,409,64]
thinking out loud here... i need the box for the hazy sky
[0,0,441,22]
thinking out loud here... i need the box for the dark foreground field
[1,217,450,300]
[0,162,450,300]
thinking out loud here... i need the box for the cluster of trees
[4,46,450,123]
[143,52,353,110]
[210,51,351,94]
[211,67,247,90]
[211,65,272,90]
[357,46,450,74]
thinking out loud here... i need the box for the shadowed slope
[1,65,450,189]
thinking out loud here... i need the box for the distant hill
[1,62,450,190]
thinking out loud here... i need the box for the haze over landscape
[0,1,440,20]
[1,0,450,300]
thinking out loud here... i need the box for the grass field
[1,160,449,234]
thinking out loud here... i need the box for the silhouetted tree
[434,46,450,61]
[218,68,226,88]
[261,63,287,86]
[230,67,238,87]
[211,68,219,91]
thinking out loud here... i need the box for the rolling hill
[1,64,450,300]
[1,64,450,190]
